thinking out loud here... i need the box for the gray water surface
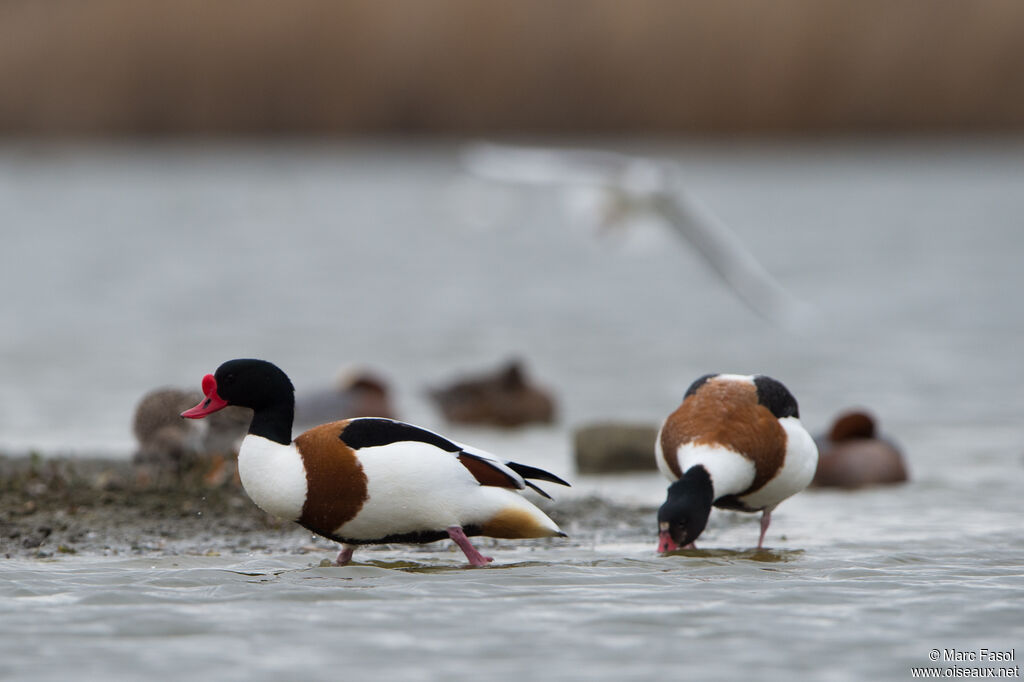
[1,139,1022,681]
[2,453,1021,682]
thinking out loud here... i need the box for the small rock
[573,421,659,474]
[21,526,52,548]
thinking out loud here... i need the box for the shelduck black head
[182,359,294,418]
[657,465,714,553]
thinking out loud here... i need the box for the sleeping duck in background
[428,359,556,428]
[182,359,569,567]
[812,410,908,488]
[655,373,818,552]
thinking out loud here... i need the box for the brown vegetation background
[1,0,1023,135]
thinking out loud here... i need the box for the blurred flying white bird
[460,142,811,328]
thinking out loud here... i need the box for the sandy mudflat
[0,454,645,561]
[0,454,312,559]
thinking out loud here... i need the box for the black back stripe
[339,417,570,498]
[684,374,717,401]
[339,418,461,452]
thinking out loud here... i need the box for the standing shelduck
[655,373,817,552]
[182,359,569,566]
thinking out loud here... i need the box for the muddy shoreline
[0,454,319,560]
[0,454,652,561]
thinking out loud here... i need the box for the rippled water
[1,139,1023,680]
[2,452,1022,682]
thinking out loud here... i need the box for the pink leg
[682,542,697,550]
[336,544,355,566]
[446,526,493,567]
[757,510,772,549]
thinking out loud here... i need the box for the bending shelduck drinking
[655,373,818,553]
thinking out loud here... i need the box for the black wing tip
[506,462,571,488]
[523,480,553,500]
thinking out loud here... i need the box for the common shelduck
[655,373,818,552]
[811,410,908,488]
[181,359,569,567]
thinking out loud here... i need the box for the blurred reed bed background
[1,0,1022,136]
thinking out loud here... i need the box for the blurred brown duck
[132,388,205,469]
[428,359,556,428]
[812,410,908,488]
[132,387,250,472]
